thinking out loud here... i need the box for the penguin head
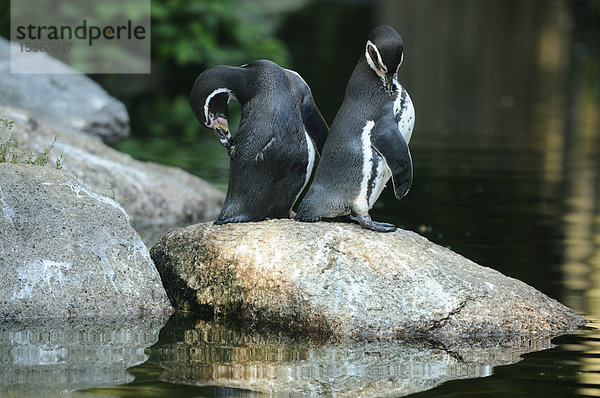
[364,25,404,93]
[190,67,235,149]
[202,88,233,149]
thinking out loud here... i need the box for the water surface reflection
[0,316,168,396]
[149,315,555,397]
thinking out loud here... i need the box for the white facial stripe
[203,88,233,125]
[366,40,386,71]
[365,40,387,87]
[394,53,403,78]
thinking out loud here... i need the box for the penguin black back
[190,60,329,224]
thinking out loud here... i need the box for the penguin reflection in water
[296,25,415,232]
[190,60,328,224]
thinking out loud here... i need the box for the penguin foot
[294,212,321,222]
[348,214,396,232]
[289,210,297,219]
[367,220,397,232]
[214,214,253,225]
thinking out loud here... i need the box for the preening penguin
[295,25,415,232]
[190,60,328,225]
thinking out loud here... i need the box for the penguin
[295,25,415,232]
[190,59,329,225]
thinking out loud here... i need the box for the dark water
[2,0,600,397]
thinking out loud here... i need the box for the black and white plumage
[190,59,328,225]
[295,25,415,232]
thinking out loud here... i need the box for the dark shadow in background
[281,0,599,303]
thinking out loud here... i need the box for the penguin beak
[384,74,394,94]
[208,114,232,149]
[214,125,232,149]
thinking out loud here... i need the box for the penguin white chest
[355,121,392,213]
[393,80,415,144]
[368,154,391,208]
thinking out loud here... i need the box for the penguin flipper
[300,96,328,154]
[284,68,329,153]
[371,118,413,200]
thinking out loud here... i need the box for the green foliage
[151,0,288,68]
[1,118,14,130]
[32,135,59,167]
[0,133,63,170]
[55,154,63,170]
[0,136,19,164]
[102,180,129,205]
[106,180,117,200]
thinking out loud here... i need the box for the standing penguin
[190,59,328,224]
[295,25,415,232]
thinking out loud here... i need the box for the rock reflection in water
[0,316,168,395]
[151,315,555,396]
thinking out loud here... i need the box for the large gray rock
[151,219,586,340]
[0,163,173,319]
[0,106,224,240]
[0,37,129,143]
